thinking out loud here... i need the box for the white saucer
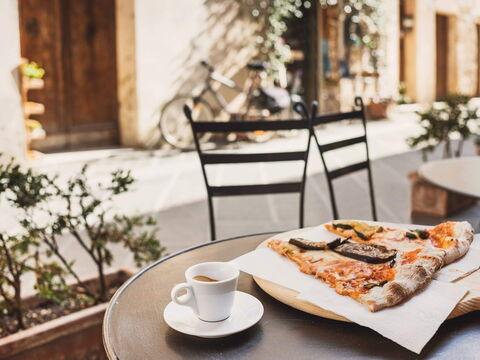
[163,291,263,338]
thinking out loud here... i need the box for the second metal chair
[184,104,312,241]
[309,97,377,221]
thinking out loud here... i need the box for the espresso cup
[171,262,239,322]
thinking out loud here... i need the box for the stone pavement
[15,112,479,286]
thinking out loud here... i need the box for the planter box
[24,78,45,91]
[24,101,45,117]
[0,269,133,360]
[409,172,476,217]
[365,101,391,120]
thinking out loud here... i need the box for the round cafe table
[418,156,480,198]
[103,233,480,359]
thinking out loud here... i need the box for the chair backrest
[310,97,377,221]
[184,104,312,240]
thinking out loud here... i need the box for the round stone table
[103,233,480,359]
[418,156,480,198]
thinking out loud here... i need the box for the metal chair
[184,104,312,241]
[309,97,377,221]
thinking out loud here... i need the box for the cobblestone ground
[8,112,479,290]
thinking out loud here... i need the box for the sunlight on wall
[0,0,26,160]
[134,0,259,145]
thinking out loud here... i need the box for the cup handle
[171,283,197,313]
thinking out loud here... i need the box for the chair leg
[326,179,339,220]
[207,196,216,241]
[366,165,377,221]
[299,191,305,228]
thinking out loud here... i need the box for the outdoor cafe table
[103,233,480,359]
[418,156,480,198]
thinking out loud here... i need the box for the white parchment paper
[231,224,478,354]
[232,248,467,354]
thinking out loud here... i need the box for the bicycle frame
[194,69,264,119]
[193,82,230,115]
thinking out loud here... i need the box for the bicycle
[158,60,293,150]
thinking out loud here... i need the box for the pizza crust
[362,221,473,311]
[362,258,441,311]
[442,221,474,265]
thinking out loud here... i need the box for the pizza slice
[267,220,473,312]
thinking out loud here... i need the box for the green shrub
[0,158,165,332]
[407,94,480,160]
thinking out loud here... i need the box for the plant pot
[24,78,45,91]
[365,100,391,120]
[409,171,476,217]
[0,269,133,360]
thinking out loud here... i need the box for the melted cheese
[428,222,457,249]
[316,260,395,299]
[401,248,421,264]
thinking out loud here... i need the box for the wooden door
[19,0,119,151]
[436,14,449,100]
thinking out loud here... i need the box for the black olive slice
[405,232,418,239]
[406,229,429,240]
[414,229,429,239]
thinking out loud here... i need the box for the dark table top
[103,233,480,359]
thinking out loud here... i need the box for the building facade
[1,0,480,158]
[400,0,480,103]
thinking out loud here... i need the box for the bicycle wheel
[159,96,214,150]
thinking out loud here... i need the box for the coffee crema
[193,275,218,282]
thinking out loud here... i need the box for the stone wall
[0,0,26,160]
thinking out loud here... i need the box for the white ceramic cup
[171,262,239,322]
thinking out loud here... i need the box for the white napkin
[232,248,468,354]
[471,234,480,249]
[435,247,480,282]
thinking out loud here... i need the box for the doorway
[435,14,449,100]
[477,24,480,96]
[19,0,119,151]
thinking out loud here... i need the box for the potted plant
[20,59,47,157]
[365,97,392,120]
[0,158,165,359]
[475,135,480,156]
[396,82,411,105]
[407,94,479,216]
[21,60,45,90]
[407,94,479,160]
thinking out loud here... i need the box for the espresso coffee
[172,262,239,321]
[193,275,218,283]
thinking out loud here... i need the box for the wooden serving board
[253,230,480,322]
